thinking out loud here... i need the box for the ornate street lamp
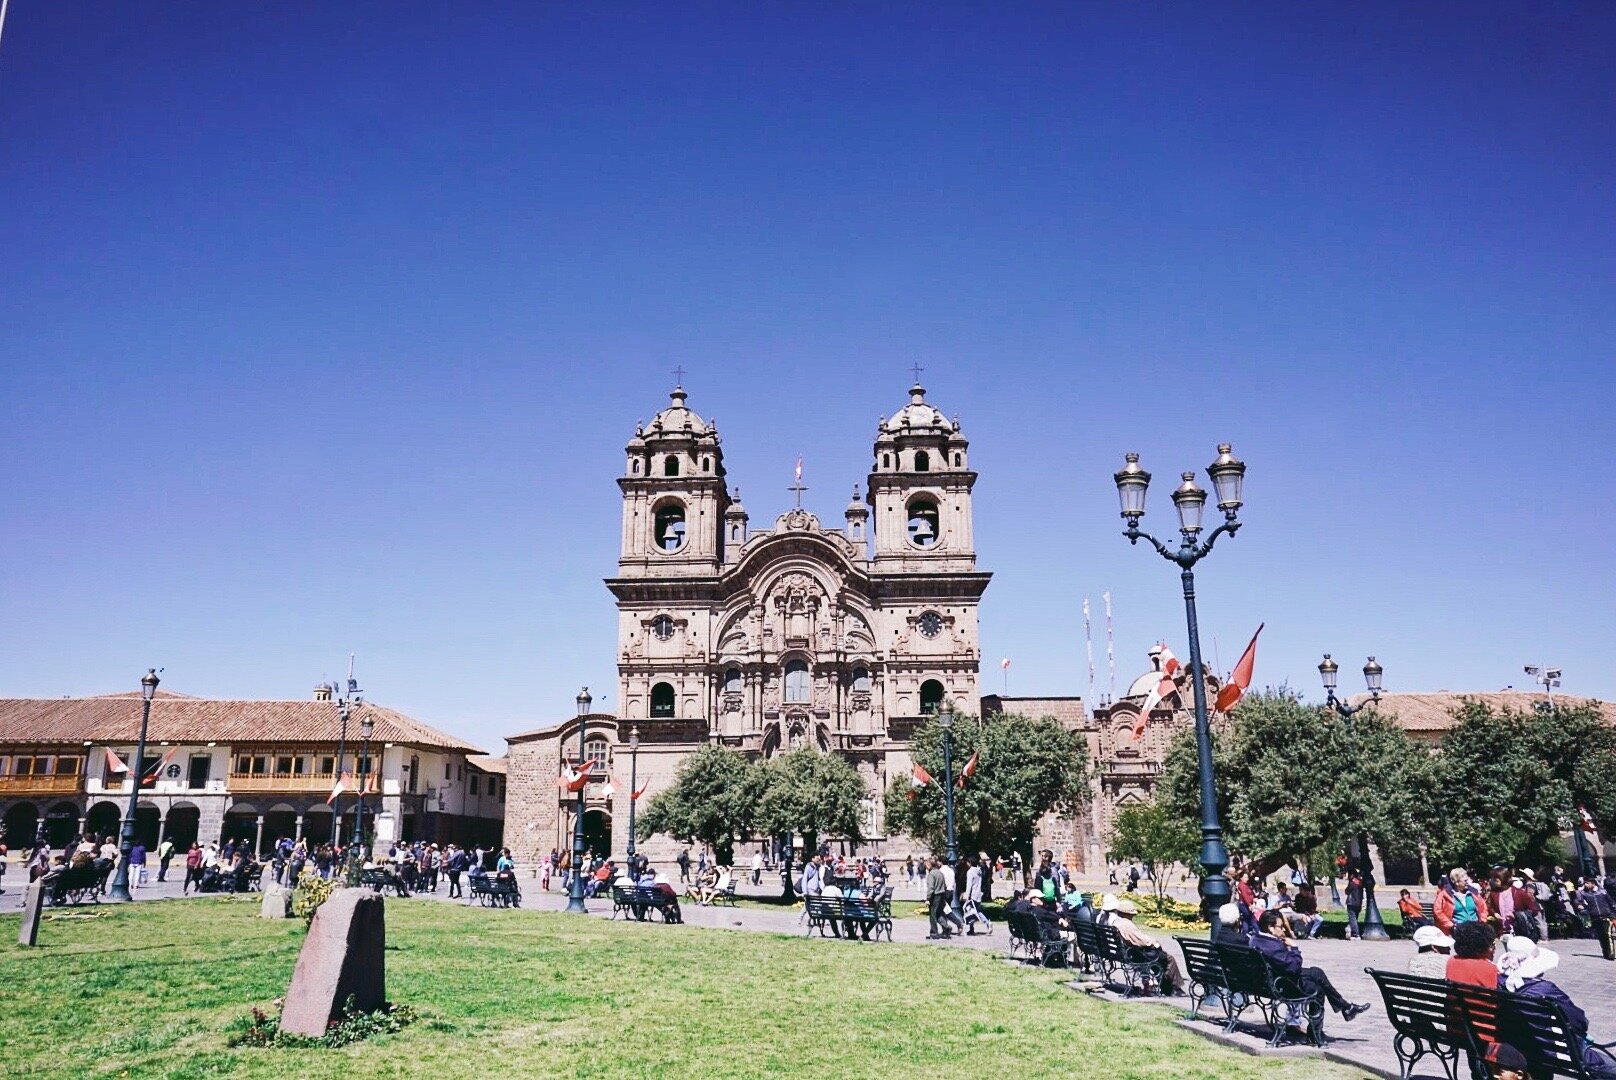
[323,667,363,846]
[354,713,375,856]
[110,669,159,901]
[939,699,963,919]
[1114,444,1245,917]
[1319,653,1389,940]
[626,725,641,874]
[567,686,592,914]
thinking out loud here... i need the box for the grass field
[0,897,1363,1079]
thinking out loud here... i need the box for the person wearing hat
[1097,893,1118,926]
[1495,933,1616,1078]
[1407,925,1453,979]
[1482,1043,1529,1080]
[1111,898,1184,993]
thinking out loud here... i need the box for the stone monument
[260,881,289,919]
[18,881,45,947]
[279,889,385,1037]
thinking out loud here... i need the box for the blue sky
[2,3,1612,751]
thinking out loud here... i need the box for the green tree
[1157,689,1438,878]
[753,748,868,897]
[635,745,758,866]
[1428,699,1615,873]
[1107,800,1199,904]
[882,711,1091,866]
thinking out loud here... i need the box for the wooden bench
[1372,969,1616,1080]
[469,874,521,908]
[1212,942,1325,1047]
[1001,909,1070,967]
[1175,936,1234,1025]
[803,894,892,941]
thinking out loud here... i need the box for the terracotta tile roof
[1346,690,1616,732]
[467,755,507,775]
[980,695,1089,727]
[0,694,483,753]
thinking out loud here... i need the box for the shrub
[291,869,337,927]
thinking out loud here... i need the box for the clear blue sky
[2,3,1612,752]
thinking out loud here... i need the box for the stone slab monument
[279,889,385,1037]
[18,881,45,947]
[260,881,289,919]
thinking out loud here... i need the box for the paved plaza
[14,869,1612,1080]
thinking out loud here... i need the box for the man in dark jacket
[1252,911,1369,1021]
[925,857,954,939]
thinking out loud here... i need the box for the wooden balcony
[0,775,84,796]
[227,772,339,794]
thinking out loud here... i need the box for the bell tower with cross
[867,370,978,569]
[616,375,729,577]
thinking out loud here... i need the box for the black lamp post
[1115,444,1246,917]
[567,686,591,914]
[353,713,375,857]
[939,699,962,918]
[324,670,362,846]
[110,669,160,901]
[1319,653,1389,941]
[626,725,641,874]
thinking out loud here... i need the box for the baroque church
[504,381,993,864]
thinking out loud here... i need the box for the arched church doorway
[583,809,612,859]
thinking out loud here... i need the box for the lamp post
[567,686,591,914]
[110,669,160,901]
[1114,444,1246,917]
[1526,664,1598,879]
[939,699,963,918]
[353,713,375,857]
[323,669,363,846]
[1319,653,1390,941]
[626,725,641,873]
[1524,664,1562,713]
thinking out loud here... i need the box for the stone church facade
[504,382,990,866]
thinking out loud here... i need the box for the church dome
[882,384,952,435]
[646,387,711,438]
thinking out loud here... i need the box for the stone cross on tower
[908,361,924,383]
[672,365,687,387]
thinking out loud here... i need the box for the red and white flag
[908,761,933,799]
[103,746,129,774]
[1214,624,1265,713]
[141,747,178,786]
[631,779,651,801]
[1133,642,1182,740]
[795,455,803,483]
[1000,657,1011,671]
[556,761,590,793]
[1578,805,1599,833]
[956,751,979,788]
[600,772,617,799]
[326,771,352,805]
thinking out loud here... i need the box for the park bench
[470,874,520,908]
[1371,968,1616,1080]
[1175,936,1234,1025]
[610,884,638,919]
[1211,942,1325,1047]
[712,879,738,907]
[1093,923,1167,998]
[1070,919,1107,976]
[44,860,113,906]
[1004,909,1070,968]
[619,884,681,922]
[362,867,410,897]
[803,894,892,941]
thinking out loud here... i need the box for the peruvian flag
[631,779,651,801]
[956,751,979,789]
[909,761,933,799]
[1214,624,1265,713]
[140,748,178,786]
[1133,643,1181,741]
[103,746,129,774]
[557,761,590,793]
[1578,805,1599,833]
[600,772,617,799]
[326,771,352,805]
[1000,657,1011,671]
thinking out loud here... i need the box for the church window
[851,667,871,692]
[723,668,742,693]
[654,504,686,552]
[650,682,675,718]
[915,450,930,472]
[882,453,891,469]
[632,459,641,474]
[664,456,680,477]
[652,615,675,640]
[585,737,609,775]
[784,660,810,703]
[907,499,940,548]
[702,456,711,472]
[953,452,961,466]
[920,680,945,715]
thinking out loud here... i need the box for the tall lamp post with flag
[625,725,641,871]
[110,669,160,901]
[567,687,592,914]
[1319,653,1390,941]
[1114,444,1246,917]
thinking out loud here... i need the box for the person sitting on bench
[1112,899,1183,993]
[1398,889,1431,930]
[1251,910,1369,1021]
[1497,936,1616,1078]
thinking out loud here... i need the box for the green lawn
[0,898,1362,1079]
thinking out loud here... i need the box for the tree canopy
[882,710,1091,862]
[634,745,758,866]
[752,748,868,860]
[1107,799,1199,904]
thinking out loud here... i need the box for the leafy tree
[1428,699,1614,873]
[1107,800,1199,904]
[635,745,758,866]
[1157,689,1439,878]
[752,748,868,896]
[882,711,1091,867]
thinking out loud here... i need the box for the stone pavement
[14,868,1614,1080]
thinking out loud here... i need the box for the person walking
[962,855,990,936]
[677,848,691,884]
[925,857,954,939]
[129,840,148,890]
[751,850,763,887]
[156,838,175,883]
[1574,877,1614,960]
[183,842,203,894]
[1345,871,1365,940]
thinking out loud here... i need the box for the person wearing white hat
[1111,898,1185,993]
[1407,925,1453,979]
